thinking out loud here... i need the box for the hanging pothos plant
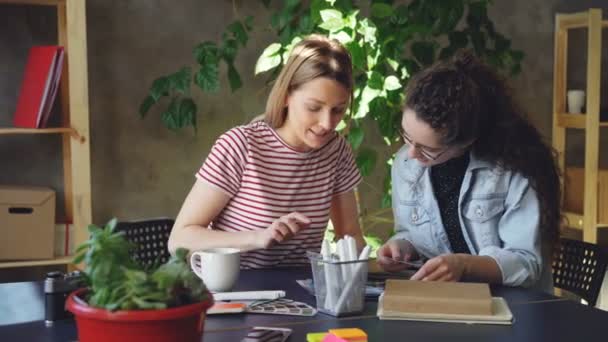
[140,0,523,234]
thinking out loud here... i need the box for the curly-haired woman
[377,51,561,291]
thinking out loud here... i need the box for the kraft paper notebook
[377,279,513,325]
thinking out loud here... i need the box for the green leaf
[149,77,170,102]
[195,63,220,92]
[347,124,364,150]
[298,14,314,33]
[161,97,179,130]
[227,21,248,47]
[390,4,408,25]
[330,30,352,44]
[346,41,365,71]
[168,67,191,95]
[320,8,343,22]
[161,111,177,131]
[255,43,282,74]
[345,9,359,29]
[139,96,156,118]
[381,192,392,208]
[411,41,435,66]
[106,218,118,232]
[367,71,384,90]
[356,148,377,177]
[227,63,242,91]
[383,75,401,91]
[244,15,254,30]
[319,9,345,31]
[319,17,344,32]
[193,42,219,65]
[221,38,238,63]
[355,86,382,119]
[285,0,300,9]
[178,98,197,128]
[371,3,393,19]
[357,19,377,45]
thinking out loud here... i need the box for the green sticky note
[307,332,328,342]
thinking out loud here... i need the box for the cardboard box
[564,167,608,224]
[0,185,55,260]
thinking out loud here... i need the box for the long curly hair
[404,50,561,253]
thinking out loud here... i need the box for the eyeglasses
[399,129,450,161]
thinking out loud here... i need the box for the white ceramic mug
[567,89,585,114]
[190,248,240,292]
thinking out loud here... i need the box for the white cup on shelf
[567,89,585,114]
[190,248,240,292]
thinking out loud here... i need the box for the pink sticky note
[322,334,349,342]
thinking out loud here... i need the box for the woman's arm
[410,254,502,283]
[168,180,260,254]
[168,179,311,254]
[329,190,365,251]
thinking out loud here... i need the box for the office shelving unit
[0,0,91,268]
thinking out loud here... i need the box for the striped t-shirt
[197,121,361,269]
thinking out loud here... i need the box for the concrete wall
[1,0,607,238]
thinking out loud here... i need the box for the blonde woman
[169,35,364,269]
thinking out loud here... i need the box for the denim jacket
[391,146,552,291]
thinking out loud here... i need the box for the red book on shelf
[13,46,65,128]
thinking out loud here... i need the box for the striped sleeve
[196,127,248,197]
[333,137,362,195]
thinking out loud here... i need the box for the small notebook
[377,293,513,325]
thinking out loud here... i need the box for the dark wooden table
[1,268,607,341]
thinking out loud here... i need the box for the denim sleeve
[389,148,414,244]
[478,175,543,287]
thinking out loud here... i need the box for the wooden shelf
[0,256,73,269]
[563,211,608,230]
[556,11,608,29]
[0,127,85,142]
[556,113,608,129]
[1,0,92,267]
[0,0,64,5]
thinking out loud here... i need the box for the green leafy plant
[140,0,523,236]
[73,218,210,311]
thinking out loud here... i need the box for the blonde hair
[264,34,353,128]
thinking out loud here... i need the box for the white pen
[334,245,371,314]
[321,239,337,309]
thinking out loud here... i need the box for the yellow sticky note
[328,328,367,341]
[307,332,328,342]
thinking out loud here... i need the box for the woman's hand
[376,239,419,272]
[411,254,467,281]
[255,212,311,249]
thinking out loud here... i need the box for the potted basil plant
[65,218,213,342]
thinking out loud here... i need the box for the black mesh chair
[115,218,174,267]
[552,238,608,306]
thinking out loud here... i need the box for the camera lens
[46,271,62,279]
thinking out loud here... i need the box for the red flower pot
[66,289,214,342]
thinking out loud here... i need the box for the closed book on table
[377,279,513,325]
[382,279,492,315]
[13,46,65,128]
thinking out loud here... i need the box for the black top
[431,152,471,254]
